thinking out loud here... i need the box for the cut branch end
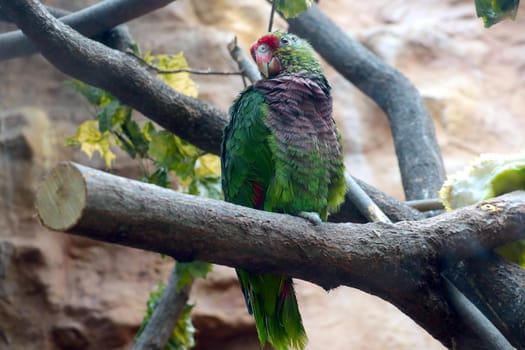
[36,162,86,231]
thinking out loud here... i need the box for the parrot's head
[250,31,322,79]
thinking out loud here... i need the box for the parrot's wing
[221,87,274,208]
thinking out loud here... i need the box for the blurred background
[1,0,524,349]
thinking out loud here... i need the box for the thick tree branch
[0,0,175,61]
[0,0,226,156]
[447,253,525,348]
[35,162,525,348]
[287,4,446,201]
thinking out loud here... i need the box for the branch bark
[447,253,525,348]
[287,4,446,201]
[0,0,175,61]
[35,162,525,349]
[133,264,192,350]
[0,0,227,156]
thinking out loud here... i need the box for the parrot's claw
[297,211,322,225]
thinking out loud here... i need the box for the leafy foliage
[176,262,213,292]
[66,120,116,167]
[475,0,520,27]
[68,51,219,349]
[144,52,198,98]
[66,53,222,198]
[439,151,525,265]
[276,0,313,18]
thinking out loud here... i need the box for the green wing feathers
[221,88,273,208]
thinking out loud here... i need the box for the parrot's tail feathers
[236,269,253,314]
[240,271,307,350]
[280,279,307,350]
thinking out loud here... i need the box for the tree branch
[447,253,525,348]
[287,4,446,201]
[227,36,262,84]
[0,0,227,156]
[133,264,192,350]
[0,0,175,61]
[35,162,525,349]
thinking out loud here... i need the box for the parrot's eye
[257,44,268,53]
[280,37,290,46]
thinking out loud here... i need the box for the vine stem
[268,0,277,32]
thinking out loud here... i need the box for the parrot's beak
[255,52,281,78]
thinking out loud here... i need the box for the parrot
[221,30,346,350]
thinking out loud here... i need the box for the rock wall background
[1,0,524,349]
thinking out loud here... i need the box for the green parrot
[221,31,346,350]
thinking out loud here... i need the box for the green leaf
[122,120,149,158]
[97,99,120,132]
[276,0,313,18]
[188,176,222,200]
[148,131,201,179]
[142,121,156,142]
[167,304,196,350]
[475,0,520,27]
[175,261,212,291]
[114,131,137,159]
[66,80,112,106]
[112,105,132,127]
[142,167,170,188]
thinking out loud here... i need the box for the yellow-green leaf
[144,52,198,97]
[195,154,221,178]
[277,0,313,18]
[66,120,116,167]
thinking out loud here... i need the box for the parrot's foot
[298,211,322,225]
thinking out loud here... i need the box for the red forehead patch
[250,34,279,59]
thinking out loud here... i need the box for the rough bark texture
[287,4,446,201]
[0,0,175,61]
[0,0,227,156]
[447,253,525,348]
[35,162,525,349]
[133,265,192,350]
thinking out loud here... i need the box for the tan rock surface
[1,0,524,349]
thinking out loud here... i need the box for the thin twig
[157,67,243,76]
[406,198,444,212]
[344,173,392,223]
[125,51,244,76]
[268,0,277,32]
